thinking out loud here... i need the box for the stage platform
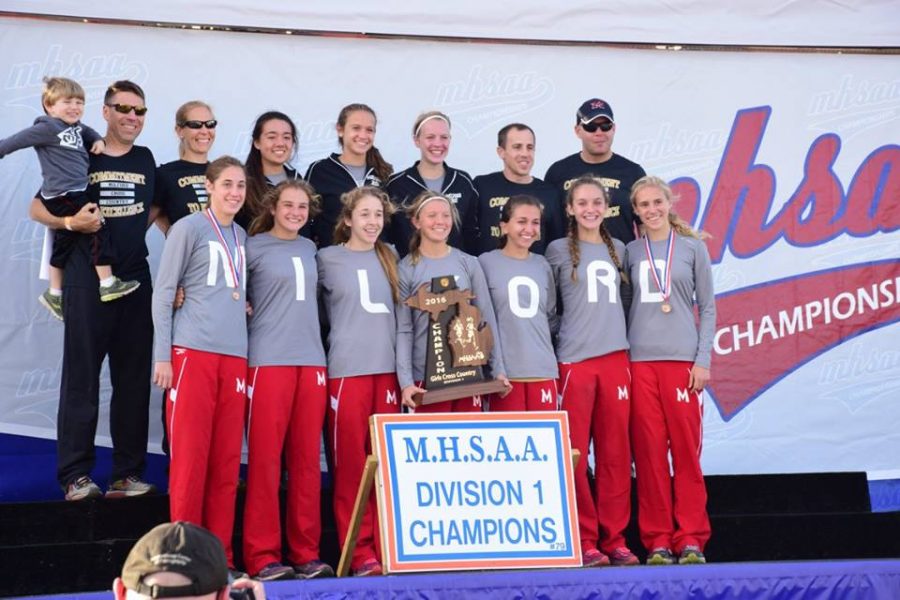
[19,559,900,600]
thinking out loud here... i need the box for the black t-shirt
[155,159,208,225]
[544,152,646,244]
[472,171,563,256]
[65,145,156,288]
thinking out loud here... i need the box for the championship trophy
[405,275,508,406]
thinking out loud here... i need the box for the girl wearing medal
[317,186,401,577]
[545,175,638,568]
[151,155,249,573]
[241,180,333,581]
[397,191,510,413]
[478,195,559,411]
[624,175,715,566]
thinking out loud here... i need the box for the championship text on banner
[370,412,581,573]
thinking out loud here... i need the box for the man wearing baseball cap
[544,98,646,244]
[114,522,265,599]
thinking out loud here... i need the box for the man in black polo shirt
[544,98,646,244]
[30,80,159,500]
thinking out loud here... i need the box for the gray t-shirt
[624,235,716,368]
[246,233,325,367]
[0,115,102,198]
[396,248,506,388]
[317,244,398,378]
[545,237,629,363]
[422,175,445,191]
[345,164,367,187]
[478,250,558,380]
[153,211,248,361]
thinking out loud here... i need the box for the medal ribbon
[204,208,242,290]
[643,230,675,304]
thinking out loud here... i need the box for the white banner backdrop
[2,1,899,47]
[0,17,897,480]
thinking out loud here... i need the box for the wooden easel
[335,449,581,576]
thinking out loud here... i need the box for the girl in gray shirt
[624,175,716,566]
[397,191,510,412]
[545,176,638,567]
[151,156,249,571]
[478,195,559,411]
[241,180,331,581]
[317,186,401,577]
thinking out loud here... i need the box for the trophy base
[414,379,510,407]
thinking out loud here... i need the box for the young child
[0,76,140,320]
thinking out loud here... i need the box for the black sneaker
[293,559,335,579]
[64,475,101,501]
[256,562,294,581]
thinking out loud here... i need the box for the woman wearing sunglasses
[154,101,218,234]
[544,98,646,245]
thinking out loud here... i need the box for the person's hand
[688,365,710,393]
[173,286,185,309]
[496,374,512,398]
[230,577,266,600]
[89,139,106,155]
[246,301,253,316]
[401,384,426,409]
[68,203,102,233]
[153,361,173,389]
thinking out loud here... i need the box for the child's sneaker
[609,546,640,566]
[99,277,140,302]
[39,290,64,321]
[647,547,676,565]
[582,548,610,567]
[678,545,706,564]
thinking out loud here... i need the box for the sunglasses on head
[106,103,148,116]
[581,120,613,133]
[179,119,218,130]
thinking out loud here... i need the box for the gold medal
[661,302,672,314]
[232,291,240,301]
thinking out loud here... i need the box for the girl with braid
[545,175,638,568]
[317,186,401,577]
[242,180,333,581]
[478,195,559,411]
[306,104,393,248]
[397,191,510,413]
[624,176,715,566]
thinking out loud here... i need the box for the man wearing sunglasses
[29,80,159,501]
[544,98,646,244]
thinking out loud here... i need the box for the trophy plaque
[405,275,508,406]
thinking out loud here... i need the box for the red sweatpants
[327,373,400,571]
[490,379,558,412]
[167,347,247,566]
[631,361,710,553]
[558,350,632,554]
[243,365,327,576]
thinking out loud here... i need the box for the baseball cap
[121,522,228,598]
[577,98,615,125]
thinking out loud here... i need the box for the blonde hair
[565,176,626,283]
[630,175,708,240]
[333,186,400,303]
[174,100,214,159]
[413,111,451,138]
[41,77,84,112]
[405,191,460,264]
[248,179,320,236]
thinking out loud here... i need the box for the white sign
[370,412,581,572]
